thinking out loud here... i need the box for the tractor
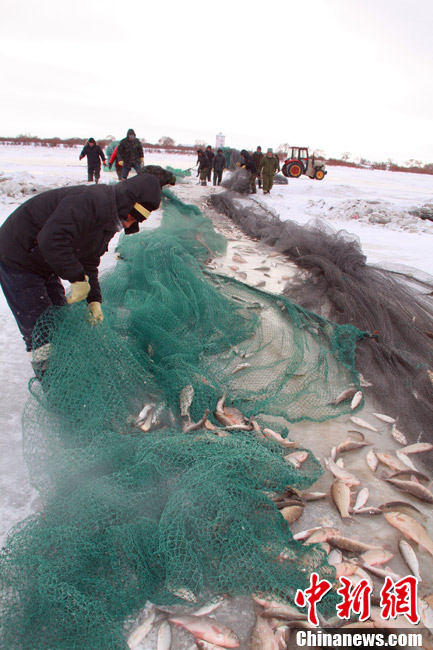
[281,147,327,180]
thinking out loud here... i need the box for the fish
[331,479,352,521]
[391,423,408,445]
[230,362,251,374]
[195,641,229,650]
[214,395,246,428]
[388,469,431,482]
[418,598,433,634]
[333,562,358,578]
[261,604,307,621]
[232,253,247,264]
[350,391,363,410]
[184,409,211,432]
[300,491,328,501]
[353,487,369,511]
[395,449,418,471]
[349,416,378,432]
[365,449,379,472]
[359,548,394,566]
[352,507,382,515]
[327,535,382,554]
[372,413,396,424]
[157,621,172,650]
[303,527,341,544]
[280,505,304,523]
[335,439,370,456]
[250,614,280,650]
[329,387,358,405]
[284,451,308,468]
[180,385,194,419]
[362,563,402,582]
[398,540,422,582]
[292,527,323,541]
[379,501,427,520]
[127,606,156,649]
[399,442,433,455]
[168,615,240,648]
[263,428,298,448]
[384,511,433,557]
[385,478,433,503]
[192,597,225,617]
[324,456,361,486]
[375,452,407,472]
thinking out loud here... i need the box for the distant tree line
[1,136,433,175]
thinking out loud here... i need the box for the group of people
[196,145,227,187]
[197,145,281,195]
[79,129,144,183]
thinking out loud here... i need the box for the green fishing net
[0,187,364,649]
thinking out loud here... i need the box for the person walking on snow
[197,149,210,186]
[0,171,167,377]
[212,149,226,186]
[252,146,264,189]
[240,149,258,193]
[79,137,106,183]
[205,145,214,183]
[117,128,144,180]
[259,148,279,194]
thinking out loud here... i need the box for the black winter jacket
[79,144,106,167]
[117,136,144,166]
[213,153,226,172]
[197,152,209,171]
[241,152,257,174]
[0,175,161,303]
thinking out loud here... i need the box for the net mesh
[0,187,365,649]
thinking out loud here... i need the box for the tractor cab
[282,147,327,180]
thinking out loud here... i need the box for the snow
[1,145,433,644]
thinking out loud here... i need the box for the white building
[215,133,225,149]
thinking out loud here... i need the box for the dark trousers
[213,170,223,186]
[0,261,66,351]
[88,164,101,183]
[121,162,142,180]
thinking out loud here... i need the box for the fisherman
[205,145,214,183]
[212,148,227,186]
[117,128,144,180]
[240,149,258,193]
[108,144,122,180]
[252,146,264,189]
[0,170,169,377]
[79,137,107,184]
[259,148,279,194]
[197,149,210,186]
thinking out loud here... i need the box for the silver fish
[399,442,433,455]
[284,451,308,468]
[349,416,378,432]
[350,391,363,410]
[180,385,194,418]
[353,487,369,511]
[168,615,240,648]
[330,387,358,405]
[325,456,361,486]
[280,505,304,523]
[360,548,394,566]
[398,539,422,582]
[395,449,418,471]
[157,621,172,650]
[328,535,382,554]
[192,597,225,617]
[372,413,396,424]
[127,606,156,649]
[251,614,279,650]
[335,439,369,455]
[365,449,379,472]
[391,424,408,445]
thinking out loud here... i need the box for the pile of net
[210,172,433,456]
[0,189,364,650]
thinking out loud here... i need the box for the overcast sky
[1,0,433,164]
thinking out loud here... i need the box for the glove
[108,165,112,170]
[88,301,104,325]
[235,162,241,167]
[67,275,90,304]
[241,165,246,169]
[140,158,144,164]
[118,160,124,166]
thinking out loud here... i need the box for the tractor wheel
[287,162,302,178]
[282,164,290,178]
[315,168,325,180]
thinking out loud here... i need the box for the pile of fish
[125,381,433,649]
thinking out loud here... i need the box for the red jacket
[109,146,121,168]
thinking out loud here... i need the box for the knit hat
[88,137,96,144]
[267,148,273,153]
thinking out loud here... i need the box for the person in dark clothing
[240,149,258,193]
[252,146,264,189]
[117,128,144,180]
[140,166,176,188]
[196,149,210,186]
[205,145,214,182]
[0,172,165,366]
[212,149,226,186]
[79,137,106,183]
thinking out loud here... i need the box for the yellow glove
[88,301,104,325]
[235,162,241,167]
[140,158,144,164]
[118,160,124,166]
[67,275,90,304]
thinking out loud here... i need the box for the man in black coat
[196,149,210,186]
[240,149,258,193]
[0,173,162,361]
[117,128,144,180]
[79,137,107,183]
[212,149,227,186]
[205,145,214,183]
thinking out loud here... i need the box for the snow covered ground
[1,145,433,645]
